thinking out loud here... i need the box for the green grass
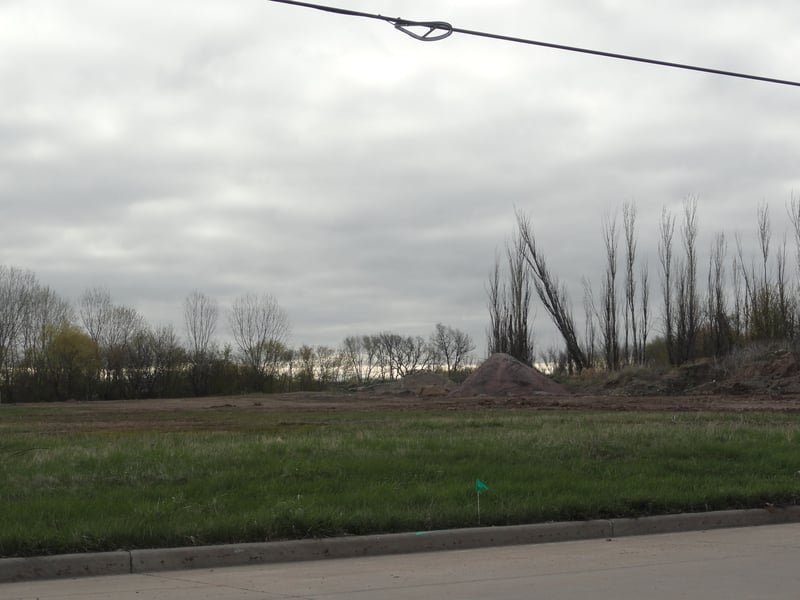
[2,405,800,556]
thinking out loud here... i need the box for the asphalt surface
[3,522,800,599]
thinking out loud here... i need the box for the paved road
[4,524,800,599]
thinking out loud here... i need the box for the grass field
[2,402,800,557]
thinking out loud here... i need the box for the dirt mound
[701,349,800,396]
[453,353,570,397]
[566,346,800,397]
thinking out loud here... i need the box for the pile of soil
[569,347,800,398]
[453,353,569,397]
[698,349,800,396]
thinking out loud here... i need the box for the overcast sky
[2,0,799,356]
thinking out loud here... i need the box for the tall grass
[2,406,800,556]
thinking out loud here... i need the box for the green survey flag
[476,479,489,495]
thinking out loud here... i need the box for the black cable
[268,0,800,88]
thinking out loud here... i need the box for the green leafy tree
[45,323,100,400]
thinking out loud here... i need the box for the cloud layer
[3,0,799,353]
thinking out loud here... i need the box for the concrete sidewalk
[1,506,799,584]
[4,522,800,599]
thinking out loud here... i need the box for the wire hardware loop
[393,19,453,42]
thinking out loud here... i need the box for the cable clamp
[393,19,453,41]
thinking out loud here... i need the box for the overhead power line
[268,0,800,88]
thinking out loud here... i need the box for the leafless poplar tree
[731,254,743,339]
[658,207,676,364]
[600,212,620,370]
[486,236,534,365]
[622,201,639,365]
[706,232,731,356]
[516,211,587,372]
[581,278,598,368]
[487,253,508,357]
[775,234,794,338]
[753,202,773,338]
[788,193,800,283]
[639,262,650,364]
[674,197,700,364]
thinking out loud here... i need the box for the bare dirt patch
[11,390,800,432]
[9,349,800,432]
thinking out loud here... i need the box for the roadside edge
[2,506,798,583]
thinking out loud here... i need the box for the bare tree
[341,336,365,384]
[402,335,433,375]
[581,278,598,367]
[341,335,380,384]
[78,286,113,346]
[315,345,342,386]
[77,286,151,397]
[228,293,290,386]
[104,304,146,398]
[487,253,506,357]
[150,324,185,396]
[622,201,639,365]
[183,290,218,395]
[753,202,773,338]
[788,194,800,292]
[486,236,534,364]
[786,193,800,336]
[18,284,73,367]
[639,262,650,364]
[361,335,379,381]
[775,234,794,339]
[600,212,620,370]
[126,326,156,397]
[0,266,37,393]
[734,232,758,337]
[183,291,218,360]
[374,332,431,379]
[673,197,700,364]
[430,323,475,376]
[706,232,732,356]
[516,211,587,371]
[658,207,676,363]
[731,253,744,340]
[296,344,316,388]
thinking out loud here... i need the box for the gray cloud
[2,0,799,355]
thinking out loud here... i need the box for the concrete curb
[0,551,131,583]
[3,506,800,583]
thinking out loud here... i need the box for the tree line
[0,276,474,403]
[490,197,800,373]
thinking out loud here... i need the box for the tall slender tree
[183,290,219,395]
[516,210,587,372]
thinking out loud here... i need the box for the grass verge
[2,404,800,556]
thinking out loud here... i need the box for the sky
[2,0,799,357]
